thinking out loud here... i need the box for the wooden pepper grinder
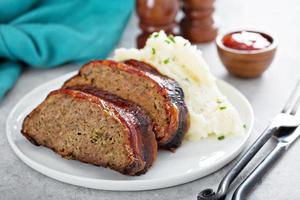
[136,0,179,48]
[180,0,218,43]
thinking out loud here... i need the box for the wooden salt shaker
[136,0,179,48]
[180,0,218,43]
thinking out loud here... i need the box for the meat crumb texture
[22,87,157,176]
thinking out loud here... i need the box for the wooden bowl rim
[216,29,278,55]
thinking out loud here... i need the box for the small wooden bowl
[216,30,277,78]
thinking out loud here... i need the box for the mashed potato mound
[114,31,244,140]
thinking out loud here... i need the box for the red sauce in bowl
[222,31,271,50]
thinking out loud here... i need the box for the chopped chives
[219,106,227,110]
[163,58,170,64]
[168,35,176,43]
[165,39,171,44]
[153,33,159,38]
[151,48,156,55]
[218,135,225,140]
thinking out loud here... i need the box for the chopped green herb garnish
[151,48,156,55]
[184,42,188,46]
[163,58,170,64]
[219,106,227,110]
[168,35,176,43]
[153,33,159,38]
[243,124,247,129]
[165,39,171,44]
[218,135,225,140]
[216,99,222,104]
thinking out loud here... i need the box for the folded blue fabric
[0,0,134,100]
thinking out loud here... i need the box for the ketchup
[222,31,271,50]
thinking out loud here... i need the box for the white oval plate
[6,72,254,191]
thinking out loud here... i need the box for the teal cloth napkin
[0,0,134,100]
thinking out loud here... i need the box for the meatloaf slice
[21,87,157,175]
[63,60,189,150]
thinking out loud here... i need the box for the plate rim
[6,71,254,191]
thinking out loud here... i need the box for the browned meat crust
[63,60,189,150]
[21,88,157,175]
[124,60,190,150]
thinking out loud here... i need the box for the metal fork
[232,125,300,200]
[197,79,300,200]
[232,87,300,199]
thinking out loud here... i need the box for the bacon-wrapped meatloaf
[63,60,189,150]
[21,87,157,175]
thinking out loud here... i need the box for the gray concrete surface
[1,0,300,199]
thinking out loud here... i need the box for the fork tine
[282,78,300,113]
[291,93,300,115]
